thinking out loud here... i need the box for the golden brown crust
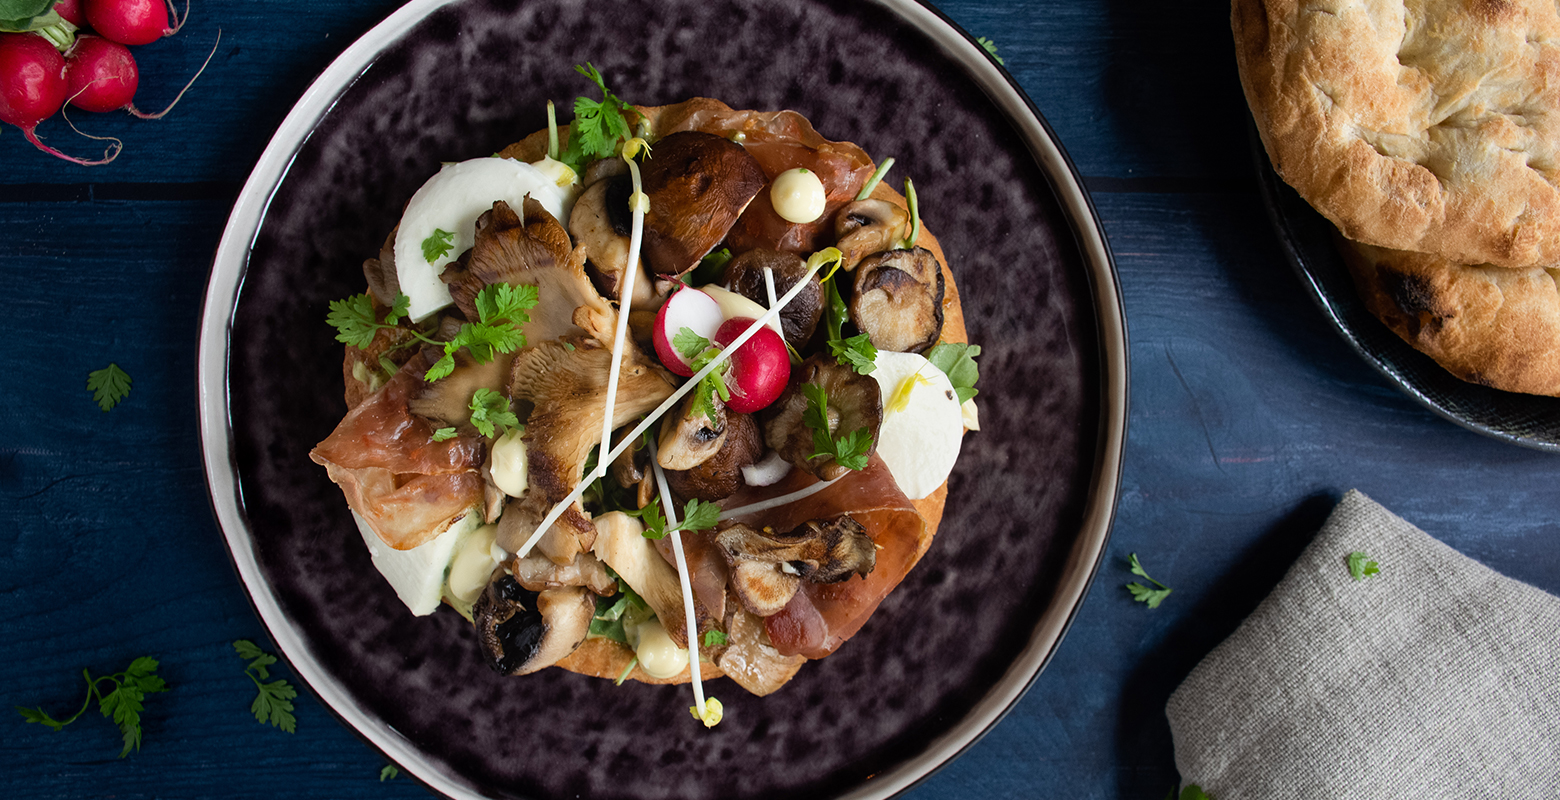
[1339,237,1560,395]
[1234,0,1560,268]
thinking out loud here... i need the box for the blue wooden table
[5,1,1558,797]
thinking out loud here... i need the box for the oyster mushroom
[665,411,763,502]
[640,131,767,277]
[715,516,876,617]
[510,550,617,596]
[569,174,656,310]
[763,355,883,481]
[592,511,703,647]
[472,577,594,675]
[850,247,945,354]
[497,337,675,564]
[405,346,514,435]
[656,391,728,472]
[834,198,909,271]
[724,248,822,347]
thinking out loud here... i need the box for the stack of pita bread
[1234,0,1560,395]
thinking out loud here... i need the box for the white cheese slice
[394,158,579,322]
[870,350,965,500]
[352,508,482,616]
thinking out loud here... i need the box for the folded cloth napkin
[1166,490,1560,799]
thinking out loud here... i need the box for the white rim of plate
[196,0,1127,797]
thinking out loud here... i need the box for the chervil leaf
[87,363,132,411]
[326,294,382,348]
[1125,553,1173,608]
[1180,785,1214,800]
[831,426,873,471]
[468,387,519,438]
[829,333,877,375]
[99,682,145,758]
[16,658,166,755]
[559,63,637,172]
[421,228,455,262]
[703,630,729,647]
[237,641,297,733]
[802,383,872,472]
[16,705,66,731]
[381,765,400,781]
[926,341,980,404]
[677,499,721,534]
[425,285,536,382]
[233,640,264,661]
[674,327,711,360]
[431,427,457,442]
[633,498,670,540]
[1347,551,1380,581]
[976,36,1006,65]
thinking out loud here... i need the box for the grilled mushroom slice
[665,411,763,502]
[569,174,656,309]
[834,198,909,271]
[640,131,767,277]
[763,355,883,481]
[850,247,945,354]
[592,511,702,647]
[473,577,594,675]
[405,347,514,435]
[724,249,823,347]
[716,516,876,617]
[657,390,728,472]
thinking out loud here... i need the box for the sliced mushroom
[405,346,514,435]
[724,248,823,347]
[569,174,656,309]
[715,606,805,697]
[850,247,945,354]
[834,198,909,271]
[763,355,883,481]
[441,198,616,346]
[592,511,701,647]
[498,337,675,563]
[665,411,763,502]
[510,550,617,596]
[640,131,767,277]
[656,390,728,471]
[472,577,594,676]
[716,516,876,617]
[609,426,647,491]
[362,229,401,307]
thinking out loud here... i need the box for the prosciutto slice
[719,454,929,659]
[311,358,485,550]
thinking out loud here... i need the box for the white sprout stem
[717,476,842,521]
[546,100,559,161]
[763,266,778,310]
[593,143,648,483]
[648,438,707,715]
[510,252,836,561]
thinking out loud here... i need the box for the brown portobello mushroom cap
[724,248,823,347]
[850,247,946,354]
[640,130,767,277]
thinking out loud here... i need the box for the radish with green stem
[85,0,186,47]
[0,32,118,165]
[64,29,218,118]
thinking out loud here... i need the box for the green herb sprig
[420,228,455,262]
[674,328,732,423]
[559,63,638,174]
[802,383,872,472]
[629,496,722,541]
[234,640,297,733]
[87,363,132,411]
[16,656,168,757]
[1347,551,1380,580]
[468,387,520,438]
[327,284,538,383]
[1126,553,1172,608]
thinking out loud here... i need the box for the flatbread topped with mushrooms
[313,87,976,712]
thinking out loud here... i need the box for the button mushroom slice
[715,606,805,697]
[834,198,910,271]
[640,130,768,278]
[763,355,884,481]
[510,550,617,596]
[472,576,595,676]
[716,516,875,617]
[656,390,729,472]
[498,337,676,562]
[591,511,704,648]
[849,247,946,354]
[569,174,657,310]
[724,249,823,347]
[665,410,763,502]
[440,198,617,346]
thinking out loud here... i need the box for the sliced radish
[712,317,789,413]
[652,284,725,377]
[700,285,782,336]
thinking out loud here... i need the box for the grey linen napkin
[1166,490,1560,799]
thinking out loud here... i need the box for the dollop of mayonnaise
[490,428,528,497]
[628,617,688,679]
[769,167,827,224]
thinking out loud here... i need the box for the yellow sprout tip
[622,137,651,161]
[889,368,933,413]
[689,697,724,728]
[807,247,845,281]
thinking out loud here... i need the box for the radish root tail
[128,29,219,120]
[25,119,122,166]
[166,0,189,35]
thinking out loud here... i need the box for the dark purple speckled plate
[198,1,1126,797]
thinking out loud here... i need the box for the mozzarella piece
[870,351,965,499]
[394,158,580,321]
[700,285,783,335]
[352,508,482,616]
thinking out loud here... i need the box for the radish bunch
[0,0,214,165]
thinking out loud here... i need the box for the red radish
[64,30,219,118]
[54,0,86,26]
[712,317,790,413]
[0,32,117,165]
[653,285,726,377]
[85,0,186,47]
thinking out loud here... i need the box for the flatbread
[1234,0,1560,268]
[1339,236,1560,395]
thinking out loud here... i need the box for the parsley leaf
[673,327,710,360]
[829,333,878,375]
[1179,785,1214,800]
[559,63,638,173]
[431,427,457,442]
[425,283,538,382]
[926,341,981,404]
[421,228,456,262]
[468,387,519,438]
[16,656,169,757]
[234,640,297,733]
[702,630,729,647]
[381,765,400,781]
[1347,551,1380,581]
[682,339,732,424]
[802,383,872,472]
[631,497,723,540]
[976,36,1006,65]
[87,363,132,411]
[327,292,408,349]
[1126,553,1172,608]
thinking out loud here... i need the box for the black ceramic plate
[198,1,1127,798]
[1253,135,1560,451]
